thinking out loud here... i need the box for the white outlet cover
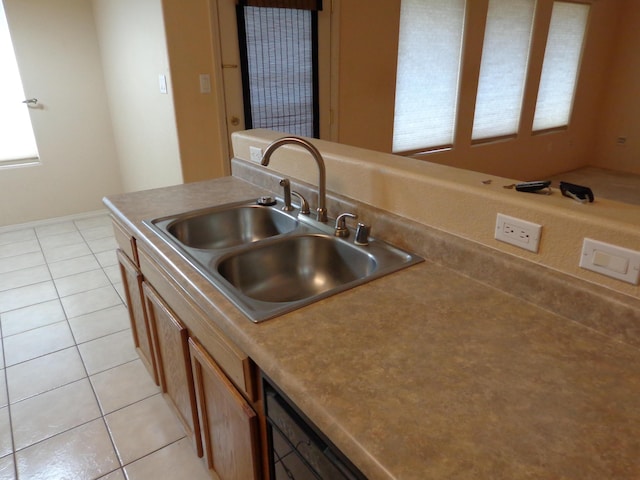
[495,213,542,253]
[580,238,640,285]
[249,146,263,163]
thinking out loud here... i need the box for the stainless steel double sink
[144,199,423,322]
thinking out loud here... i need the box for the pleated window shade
[472,0,535,141]
[240,6,317,137]
[393,0,466,153]
[533,1,590,131]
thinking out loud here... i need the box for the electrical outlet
[495,213,542,253]
[249,146,263,163]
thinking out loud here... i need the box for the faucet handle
[291,191,310,215]
[334,212,357,238]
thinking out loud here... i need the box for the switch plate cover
[580,238,640,285]
[199,74,211,94]
[158,74,168,94]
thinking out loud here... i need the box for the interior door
[211,0,336,154]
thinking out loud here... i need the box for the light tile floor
[0,214,210,480]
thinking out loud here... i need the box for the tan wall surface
[594,0,640,175]
[334,0,622,181]
[233,129,640,300]
[162,0,229,183]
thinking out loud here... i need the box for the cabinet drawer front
[138,247,256,401]
[111,217,138,266]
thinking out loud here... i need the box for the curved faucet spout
[260,137,328,222]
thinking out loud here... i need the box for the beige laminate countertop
[104,176,640,480]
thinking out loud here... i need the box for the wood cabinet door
[116,249,158,384]
[189,338,261,480]
[143,282,203,457]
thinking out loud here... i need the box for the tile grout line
[0,308,19,480]
[8,216,126,478]
[1,215,196,480]
[65,218,128,474]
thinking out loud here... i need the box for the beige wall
[336,1,400,152]
[334,0,623,181]
[233,129,640,300]
[3,1,635,225]
[1,0,123,226]
[162,0,229,183]
[92,0,183,192]
[594,0,640,175]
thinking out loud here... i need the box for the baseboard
[0,209,109,234]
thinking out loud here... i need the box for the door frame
[208,0,340,160]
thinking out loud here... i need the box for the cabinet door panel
[144,282,202,457]
[138,248,256,401]
[116,249,158,384]
[190,338,260,480]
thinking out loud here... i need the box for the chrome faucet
[260,137,328,222]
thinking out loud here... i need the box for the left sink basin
[149,200,299,250]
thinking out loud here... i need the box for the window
[0,0,39,166]
[393,0,591,153]
[237,1,320,138]
[472,0,535,141]
[533,1,590,131]
[392,0,466,153]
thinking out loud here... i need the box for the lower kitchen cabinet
[116,248,158,385]
[143,281,203,457]
[111,217,264,479]
[190,337,261,480]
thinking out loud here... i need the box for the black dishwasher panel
[263,375,367,480]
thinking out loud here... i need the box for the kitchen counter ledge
[104,176,640,480]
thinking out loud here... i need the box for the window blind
[392,0,466,153]
[472,0,535,141]
[241,0,321,10]
[239,6,317,137]
[533,1,590,131]
[0,1,38,163]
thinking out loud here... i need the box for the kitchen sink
[144,198,422,322]
[217,234,377,303]
[151,201,299,250]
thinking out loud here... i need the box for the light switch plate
[579,238,640,285]
[199,74,211,94]
[158,74,168,94]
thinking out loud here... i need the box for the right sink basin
[217,234,377,303]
